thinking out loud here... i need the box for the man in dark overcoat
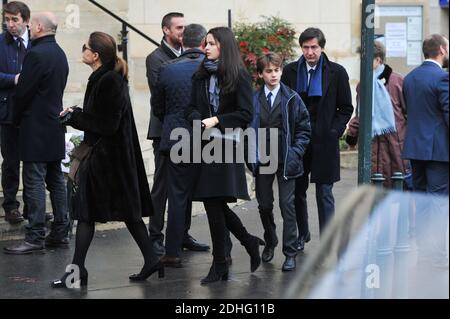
[4,12,69,254]
[282,28,353,247]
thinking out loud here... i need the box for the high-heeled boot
[129,261,165,281]
[51,267,88,288]
[244,235,265,272]
[200,261,229,285]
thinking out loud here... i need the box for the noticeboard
[374,5,423,76]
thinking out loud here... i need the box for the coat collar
[30,34,56,46]
[320,53,333,98]
[88,64,114,82]
[179,48,205,59]
[160,38,179,60]
[4,28,31,45]
[378,63,393,85]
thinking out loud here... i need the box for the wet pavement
[0,169,357,299]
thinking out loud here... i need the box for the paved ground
[0,169,358,299]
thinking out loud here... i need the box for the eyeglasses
[82,44,94,52]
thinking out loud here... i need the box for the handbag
[68,139,100,184]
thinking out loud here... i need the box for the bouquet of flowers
[61,132,84,174]
[234,16,297,86]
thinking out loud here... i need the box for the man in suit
[281,28,353,249]
[146,13,209,255]
[3,12,69,254]
[0,1,30,225]
[403,34,449,195]
[402,34,449,269]
[151,24,211,267]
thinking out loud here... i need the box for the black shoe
[152,240,165,256]
[4,209,24,225]
[244,235,265,272]
[262,246,275,263]
[45,236,70,248]
[282,256,296,272]
[51,267,88,288]
[297,231,311,251]
[129,261,165,281]
[200,262,229,285]
[182,236,210,252]
[3,241,45,255]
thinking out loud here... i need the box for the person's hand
[60,107,74,117]
[14,74,20,85]
[201,117,219,129]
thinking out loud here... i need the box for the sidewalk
[0,168,357,299]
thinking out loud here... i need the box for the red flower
[240,41,249,48]
[261,47,270,54]
[267,35,281,46]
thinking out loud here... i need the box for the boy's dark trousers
[255,168,297,257]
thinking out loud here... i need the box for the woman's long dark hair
[195,27,243,94]
[88,31,128,78]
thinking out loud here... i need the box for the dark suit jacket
[146,39,179,139]
[281,53,353,183]
[403,61,449,162]
[152,48,205,153]
[13,35,69,162]
[0,30,31,124]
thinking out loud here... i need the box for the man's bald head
[30,11,58,39]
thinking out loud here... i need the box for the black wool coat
[13,35,68,162]
[67,65,152,222]
[185,67,253,202]
[281,53,353,183]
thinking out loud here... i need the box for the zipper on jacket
[283,94,296,180]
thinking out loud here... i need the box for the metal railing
[87,0,159,62]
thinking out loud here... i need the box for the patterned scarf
[204,59,220,114]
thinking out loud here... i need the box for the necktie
[267,92,273,109]
[17,37,26,71]
[307,68,315,90]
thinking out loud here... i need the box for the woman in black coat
[52,32,162,288]
[185,27,264,284]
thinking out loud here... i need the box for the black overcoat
[185,67,253,202]
[281,53,353,183]
[13,35,68,162]
[67,65,152,222]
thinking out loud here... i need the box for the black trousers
[149,139,192,244]
[165,161,197,257]
[295,147,335,236]
[0,124,20,213]
[255,168,297,257]
[203,199,251,263]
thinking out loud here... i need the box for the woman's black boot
[129,261,165,281]
[51,267,88,288]
[200,262,229,285]
[244,235,265,272]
